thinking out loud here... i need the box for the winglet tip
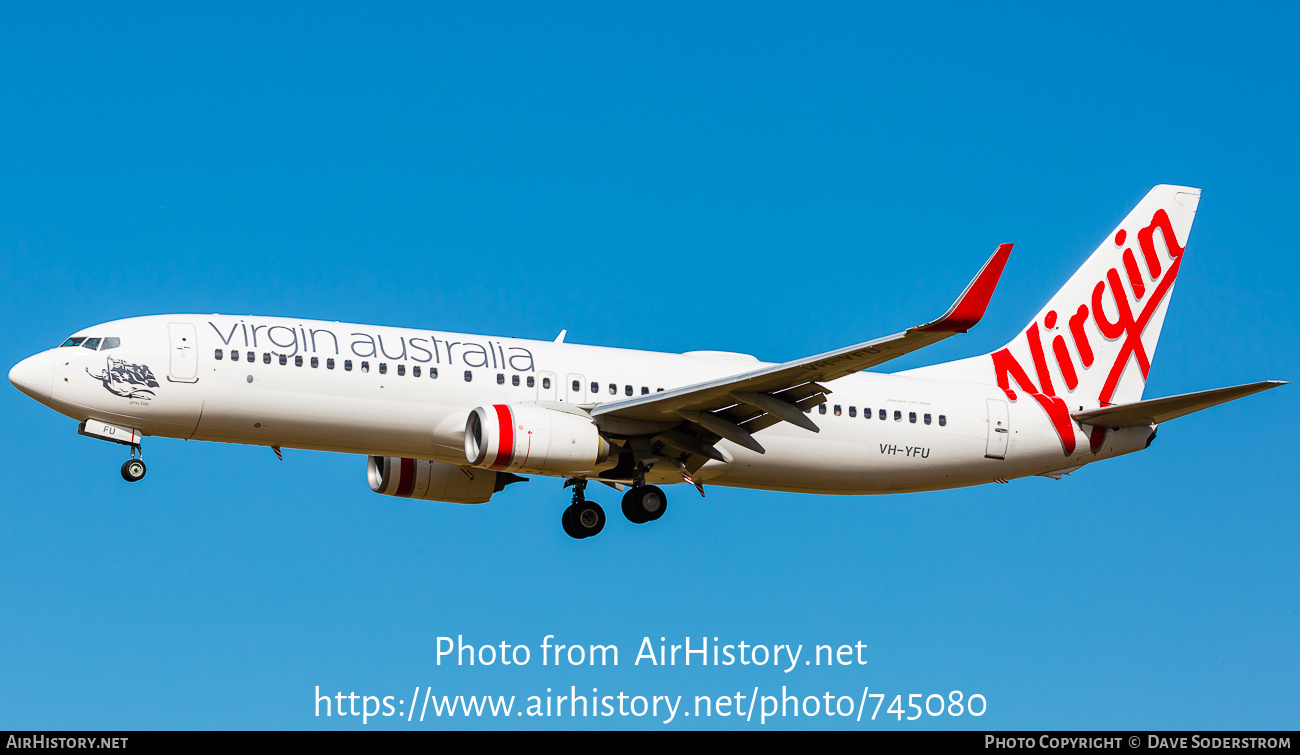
[917,242,1014,334]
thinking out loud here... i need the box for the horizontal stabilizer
[1071,380,1286,428]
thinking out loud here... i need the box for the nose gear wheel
[121,459,146,482]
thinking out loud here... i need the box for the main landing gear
[621,484,667,524]
[120,445,146,482]
[562,478,669,539]
[562,480,606,539]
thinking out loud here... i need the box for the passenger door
[985,398,1009,459]
[167,323,199,383]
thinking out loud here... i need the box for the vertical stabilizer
[906,185,1200,454]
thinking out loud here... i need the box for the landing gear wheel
[562,501,606,539]
[622,485,667,524]
[121,459,147,482]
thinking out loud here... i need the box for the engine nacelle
[465,404,610,475]
[367,456,508,504]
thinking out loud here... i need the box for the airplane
[7,185,1285,539]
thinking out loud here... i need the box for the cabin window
[229,350,239,362]
[396,364,405,376]
[804,407,811,413]
[311,357,320,369]
[60,337,86,348]
[879,409,886,420]
[412,365,420,377]
[328,358,336,370]
[361,361,369,373]
[818,404,827,415]
[834,405,842,416]
[295,356,304,367]
[849,406,857,417]
[939,415,947,427]
[657,388,664,392]
[591,382,598,393]
[215,349,224,360]
[641,387,649,395]
[526,376,534,387]
[344,360,353,371]
[542,377,551,389]
[379,363,387,374]
[909,412,917,423]
[894,410,901,421]
[625,385,633,396]
[82,338,101,350]
[280,354,288,366]
[464,370,472,382]
[572,379,580,392]
[263,353,271,364]
[101,338,121,350]
[511,375,518,386]
[430,367,438,379]
[246,351,254,362]
[924,413,931,425]
[609,383,617,395]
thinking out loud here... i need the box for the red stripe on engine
[396,457,416,497]
[490,405,513,470]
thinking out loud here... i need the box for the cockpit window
[82,338,102,350]
[60,337,86,348]
[100,337,121,350]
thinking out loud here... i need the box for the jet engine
[465,404,610,475]
[367,455,521,504]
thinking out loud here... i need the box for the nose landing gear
[121,458,146,482]
[120,444,146,482]
[78,421,147,482]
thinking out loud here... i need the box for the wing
[592,243,1013,459]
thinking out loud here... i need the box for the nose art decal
[87,357,160,399]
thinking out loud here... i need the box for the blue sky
[1,2,1296,730]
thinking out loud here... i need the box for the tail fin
[907,185,1201,452]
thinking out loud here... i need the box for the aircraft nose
[9,353,53,403]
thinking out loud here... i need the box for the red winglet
[916,243,1013,334]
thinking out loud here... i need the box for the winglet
[915,243,1013,334]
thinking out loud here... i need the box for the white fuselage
[18,314,1154,495]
